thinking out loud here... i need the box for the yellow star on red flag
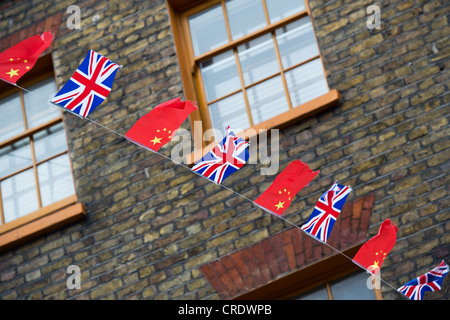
[149,136,162,145]
[275,201,285,211]
[6,68,19,78]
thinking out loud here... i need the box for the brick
[0,0,447,302]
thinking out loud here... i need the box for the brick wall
[0,0,448,300]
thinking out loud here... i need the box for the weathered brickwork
[0,0,448,300]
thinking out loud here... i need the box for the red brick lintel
[200,193,375,299]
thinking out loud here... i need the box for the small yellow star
[26,66,30,70]
[6,68,19,78]
[275,201,285,210]
[9,58,14,62]
[24,59,28,63]
[150,136,162,145]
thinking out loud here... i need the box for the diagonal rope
[2,79,407,299]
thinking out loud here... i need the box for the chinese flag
[0,32,53,84]
[124,97,197,152]
[254,160,319,216]
[352,219,398,275]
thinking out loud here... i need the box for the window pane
[0,138,32,178]
[225,0,266,40]
[247,76,289,124]
[330,272,376,300]
[2,169,39,223]
[33,122,67,163]
[285,59,328,107]
[200,50,240,102]
[23,77,60,129]
[37,154,75,207]
[189,4,229,56]
[294,285,328,300]
[209,92,250,133]
[276,18,320,69]
[0,92,25,142]
[238,33,279,86]
[266,0,305,23]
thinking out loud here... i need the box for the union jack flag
[51,50,119,118]
[398,261,449,300]
[301,182,352,243]
[192,126,249,184]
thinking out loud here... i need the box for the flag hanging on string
[352,218,398,275]
[125,97,197,152]
[254,160,318,216]
[0,32,53,85]
[192,126,249,184]
[301,182,352,242]
[51,50,120,118]
[397,260,449,300]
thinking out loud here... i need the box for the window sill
[0,195,85,252]
[185,89,341,165]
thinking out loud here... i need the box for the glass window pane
[266,0,305,23]
[225,0,266,40]
[276,18,320,69]
[0,92,25,142]
[189,4,229,56]
[209,92,250,133]
[23,77,60,129]
[2,169,39,223]
[200,50,240,102]
[293,285,329,300]
[330,272,376,300]
[247,76,289,125]
[0,138,32,178]
[34,122,67,163]
[238,34,279,86]
[285,58,328,107]
[37,154,75,207]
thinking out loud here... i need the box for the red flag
[254,160,319,216]
[124,97,197,152]
[0,32,53,84]
[352,218,398,275]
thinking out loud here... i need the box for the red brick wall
[201,194,375,299]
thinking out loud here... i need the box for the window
[0,55,84,250]
[292,271,378,300]
[169,0,340,148]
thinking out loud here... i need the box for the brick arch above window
[0,12,62,52]
[200,193,375,299]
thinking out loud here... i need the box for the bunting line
[2,79,409,299]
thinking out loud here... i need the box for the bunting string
[3,79,409,299]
